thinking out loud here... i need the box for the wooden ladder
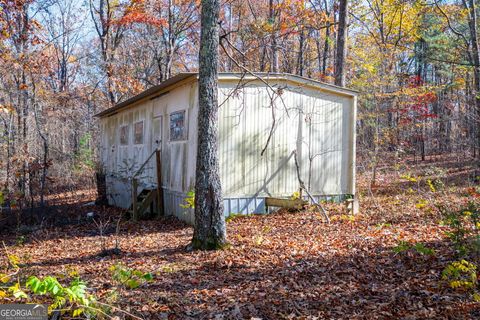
[130,149,164,221]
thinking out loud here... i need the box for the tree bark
[297,29,305,76]
[466,0,480,158]
[191,0,227,250]
[269,0,278,73]
[334,0,348,87]
[321,0,331,77]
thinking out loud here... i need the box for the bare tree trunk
[334,0,348,87]
[321,0,331,77]
[297,29,305,76]
[190,0,227,250]
[269,0,278,73]
[466,0,480,158]
[322,24,330,76]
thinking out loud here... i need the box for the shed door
[152,116,163,151]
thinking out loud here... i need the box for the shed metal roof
[95,72,358,118]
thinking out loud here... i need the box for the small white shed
[96,73,357,224]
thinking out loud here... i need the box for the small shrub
[439,201,480,257]
[442,260,477,291]
[412,243,435,256]
[0,252,101,317]
[26,276,95,315]
[400,173,418,183]
[290,191,301,200]
[180,190,195,209]
[1,274,97,317]
[332,214,356,222]
[415,199,428,210]
[393,241,435,256]
[74,133,94,170]
[110,264,153,290]
[393,241,411,254]
[254,235,264,246]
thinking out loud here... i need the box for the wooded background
[1,0,479,214]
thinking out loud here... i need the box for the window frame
[169,110,187,142]
[119,125,129,146]
[133,120,144,145]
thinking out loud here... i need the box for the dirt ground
[1,156,480,319]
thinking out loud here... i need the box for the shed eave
[217,73,359,97]
[94,72,197,118]
[95,72,358,118]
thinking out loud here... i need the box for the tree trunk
[322,24,330,76]
[269,0,278,73]
[190,0,227,250]
[297,29,305,76]
[466,0,480,158]
[334,0,348,87]
[321,0,331,77]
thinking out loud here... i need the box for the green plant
[25,276,95,316]
[15,235,26,246]
[412,243,435,256]
[7,282,28,299]
[290,191,301,200]
[393,241,435,256]
[0,251,101,317]
[159,264,177,273]
[75,133,94,169]
[254,234,264,246]
[0,275,96,317]
[400,173,418,183]
[109,264,153,290]
[180,189,195,209]
[439,201,480,257]
[415,199,428,210]
[375,222,392,229]
[393,241,411,254]
[442,260,478,291]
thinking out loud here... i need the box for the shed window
[119,125,129,145]
[134,121,144,144]
[170,111,186,141]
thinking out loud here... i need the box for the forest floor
[1,155,480,319]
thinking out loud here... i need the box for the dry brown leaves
[1,159,480,319]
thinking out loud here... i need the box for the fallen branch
[293,151,330,223]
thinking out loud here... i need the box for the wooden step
[128,188,158,220]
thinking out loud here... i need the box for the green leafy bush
[0,252,98,317]
[25,276,95,316]
[109,264,153,290]
[0,275,96,317]
[412,243,436,256]
[442,260,478,291]
[392,241,435,256]
[440,201,480,257]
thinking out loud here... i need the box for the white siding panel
[219,81,354,197]
[99,81,198,198]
